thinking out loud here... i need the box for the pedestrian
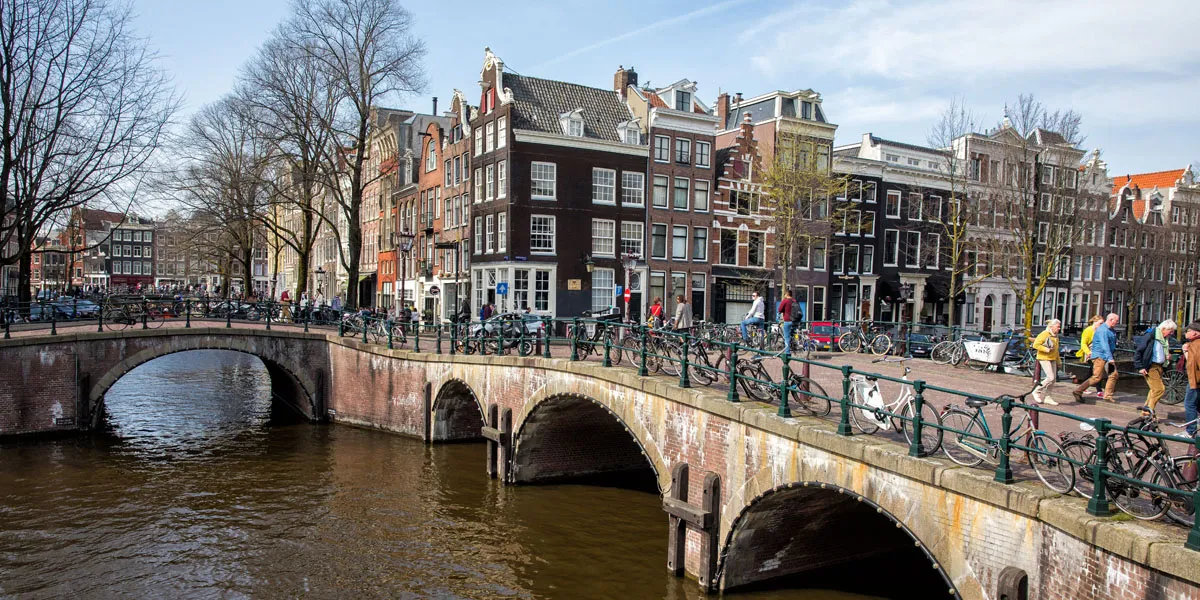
[777,290,800,354]
[332,294,342,312]
[1074,313,1120,403]
[1077,315,1104,397]
[1134,319,1176,415]
[1031,319,1061,406]
[740,291,766,344]
[1183,322,1200,440]
[672,295,693,333]
[280,289,290,304]
[648,297,664,328]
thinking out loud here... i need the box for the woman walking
[1031,319,1061,406]
[672,295,693,333]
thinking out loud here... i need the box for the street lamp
[621,252,640,321]
[315,266,326,299]
[394,230,415,311]
[582,254,595,274]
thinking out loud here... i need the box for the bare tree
[0,0,178,305]
[286,0,426,308]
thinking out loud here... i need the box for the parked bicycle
[847,357,943,455]
[837,321,892,355]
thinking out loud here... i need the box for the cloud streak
[534,0,753,69]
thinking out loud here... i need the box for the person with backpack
[777,290,802,354]
[1134,319,1177,415]
[672,295,693,333]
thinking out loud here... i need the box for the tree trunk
[345,206,362,308]
[17,253,32,313]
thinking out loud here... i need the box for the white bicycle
[848,357,943,455]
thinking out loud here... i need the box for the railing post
[388,319,395,350]
[679,332,691,389]
[726,344,740,402]
[1188,433,1200,550]
[497,319,506,356]
[777,352,792,418]
[436,324,443,354]
[414,323,421,353]
[603,332,612,367]
[994,395,1015,484]
[225,304,232,329]
[838,365,853,436]
[141,298,148,330]
[301,303,308,333]
[638,326,649,377]
[518,321,527,356]
[542,317,552,359]
[98,299,105,332]
[1086,418,1115,516]
[49,302,57,336]
[184,299,191,329]
[570,318,581,361]
[3,309,9,339]
[265,301,271,331]
[338,315,345,337]
[909,380,927,457]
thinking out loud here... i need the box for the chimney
[740,112,754,139]
[432,96,438,115]
[614,66,632,99]
[716,93,729,130]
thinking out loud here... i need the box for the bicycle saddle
[965,398,989,408]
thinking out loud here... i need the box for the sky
[132,0,1200,176]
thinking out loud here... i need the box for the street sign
[623,288,632,302]
[566,279,582,291]
[496,282,508,296]
[615,285,623,297]
[429,285,440,296]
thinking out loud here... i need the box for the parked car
[52,298,99,318]
[905,332,935,358]
[806,321,835,350]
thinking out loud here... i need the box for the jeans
[782,321,795,353]
[740,317,764,342]
[1186,387,1198,437]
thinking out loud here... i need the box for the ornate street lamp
[621,252,640,321]
[394,230,415,309]
[583,254,595,273]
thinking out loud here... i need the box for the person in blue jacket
[1073,313,1120,403]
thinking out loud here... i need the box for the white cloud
[746,0,1200,81]
[824,86,946,126]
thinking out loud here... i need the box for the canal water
[0,351,896,599]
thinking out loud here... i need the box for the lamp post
[394,230,415,311]
[621,252,640,321]
[314,266,326,300]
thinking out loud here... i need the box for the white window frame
[671,224,688,261]
[621,172,645,207]
[652,175,669,208]
[592,219,616,257]
[883,229,899,267]
[592,168,617,205]
[531,162,557,200]
[591,267,615,312]
[485,214,495,253]
[695,141,711,168]
[926,233,940,269]
[485,122,495,153]
[497,160,507,198]
[497,117,507,149]
[885,190,901,218]
[691,226,708,261]
[530,215,556,255]
[473,217,483,254]
[473,169,483,203]
[473,129,482,156]
[497,212,507,252]
[673,177,690,211]
[620,221,644,258]
[485,164,495,200]
[693,179,710,212]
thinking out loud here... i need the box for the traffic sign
[496,282,508,296]
[429,285,440,296]
[615,285,623,297]
[623,288,632,302]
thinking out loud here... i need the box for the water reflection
[0,350,884,599]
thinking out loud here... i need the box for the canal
[0,350,925,599]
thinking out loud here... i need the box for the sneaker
[1072,390,1084,403]
[1095,391,1104,398]
[1043,398,1059,406]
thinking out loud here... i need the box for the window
[673,177,689,210]
[811,287,825,320]
[485,164,495,200]
[904,232,921,267]
[621,221,643,257]
[1037,222,1049,244]
[926,196,942,222]
[672,225,688,260]
[513,269,529,310]
[461,154,469,179]
[592,268,614,312]
[497,117,507,149]
[862,211,875,237]
[812,240,826,270]
[695,142,711,168]
[884,230,899,266]
[530,215,555,253]
[924,233,940,269]
[844,245,859,274]
[654,136,670,162]
[693,180,710,212]
[675,138,691,164]
[692,227,707,261]
[730,189,758,215]
[748,232,765,267]
[622,126,640,145]
[568,119,583,137]
[1041,165,1054,185]
[592,219,615,256]
[473,128,482,156]
[473,217,482,254]
[427,141,438,171]
[444,160,452,186]
[133,231,142,242]
[485,214,494,253]
[497,160,507,198]
[1040,193,1051,212]
[652,175,669,208]
[621,172,644,206]
[651,224,667,259]
[473,168,483,202]
[907,193,922,220]
[497,212,507,252]
[861,246,874,274]
[831,244,844,273]
[885,191,901,218]
[593,168,616,204]
[531,162,556,199]
[719,229,737,265]
[675,90,692,111]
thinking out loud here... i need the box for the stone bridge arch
[510,389,668,491]
[431,378,485,441]
[717,481,958,596]
[88,334,325,425]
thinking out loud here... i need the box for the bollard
[994,395,1015,484]
[542,317,552,359]
[909,380,927,457]
[98,300,105,332]
[3,309,9,339]
[388,320,394,350]
[49,304,57,336]
[436,325,443,354]
[185,300,191,328]
[837,365,853,436]
[414,324,421,353]
[726,344,740,402]
[302,303,308,333]
[570,318,580,361]
[679,332,691,389]
[497,320,505,356]
[265,301,271,331]
[338,316,345,337]
[362,317,369,343]
[1086,418,1115,516]
[603,334,612,367]
[1188,433,1200,550]
[778,352,791,418]
[226,304,232,329]
[450,322,457,356]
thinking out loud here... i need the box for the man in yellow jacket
[1076,315,1103,398]
[1032,319,1061,405]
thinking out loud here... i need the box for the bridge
[2,324,1199,599]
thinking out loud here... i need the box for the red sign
[623,288,631,302]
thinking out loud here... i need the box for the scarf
[1155,327,1169,354]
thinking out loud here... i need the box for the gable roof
[1110,169,1187,196]
[506,73,633,142]
[1028,128,1068,146]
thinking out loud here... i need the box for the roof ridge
[1110,168,1186,179]
[507,72,620,96]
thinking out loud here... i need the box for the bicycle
[837,321,892,355]
[723,351,832,417]
[567,310,623,364]
[931,337,967,366]
[847,357,943,455]
[940,388,1074,494]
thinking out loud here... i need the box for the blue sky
[134,0,1198,176]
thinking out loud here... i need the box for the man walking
[777,290,799,354]
[1134,319,1176,415]
[1183,323,1200,439]
[740,291,766,345]
[1074,313,1120,403]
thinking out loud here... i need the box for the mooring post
[698,473,722,593]
[485,404,500,479]
[994,394,1015,484]
[666,463,689,577]
[909,380,927,457]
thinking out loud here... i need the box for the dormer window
[1150,192,1164,212]
[560,108,585,137]
[617,120,641,145]
[425,142,436,172]
[675,91,692,112]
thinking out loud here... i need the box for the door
[982,295,994,333]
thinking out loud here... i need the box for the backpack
[789,300,804,324]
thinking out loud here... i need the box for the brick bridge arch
[430,379,485,441]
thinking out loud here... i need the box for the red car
[806,321,836,350]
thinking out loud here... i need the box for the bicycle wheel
[622,337,643,366]
[1165,455,1196,527]
[940,408,987,467]
[737,365,776,403]
[966,357,990,371]
[1027,433,1075,494]
[931,341,956,365]
[900,398,943,456]
[1060,439,1097,498]
[837,331,861,353]
[789,377,831,417]
[1161,370,1187,405]
[949,344,966,366]
[606,331,624,366]
[103,308,130,331]
[848,387,882,435]
[1108,447,1171,521]
[868,334,892,356]
[690,349,716,386]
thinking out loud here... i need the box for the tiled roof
[1028,128,1068,146]
[506,74,633,142]
[647,92,667,109]
[1110,169,1186,195]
